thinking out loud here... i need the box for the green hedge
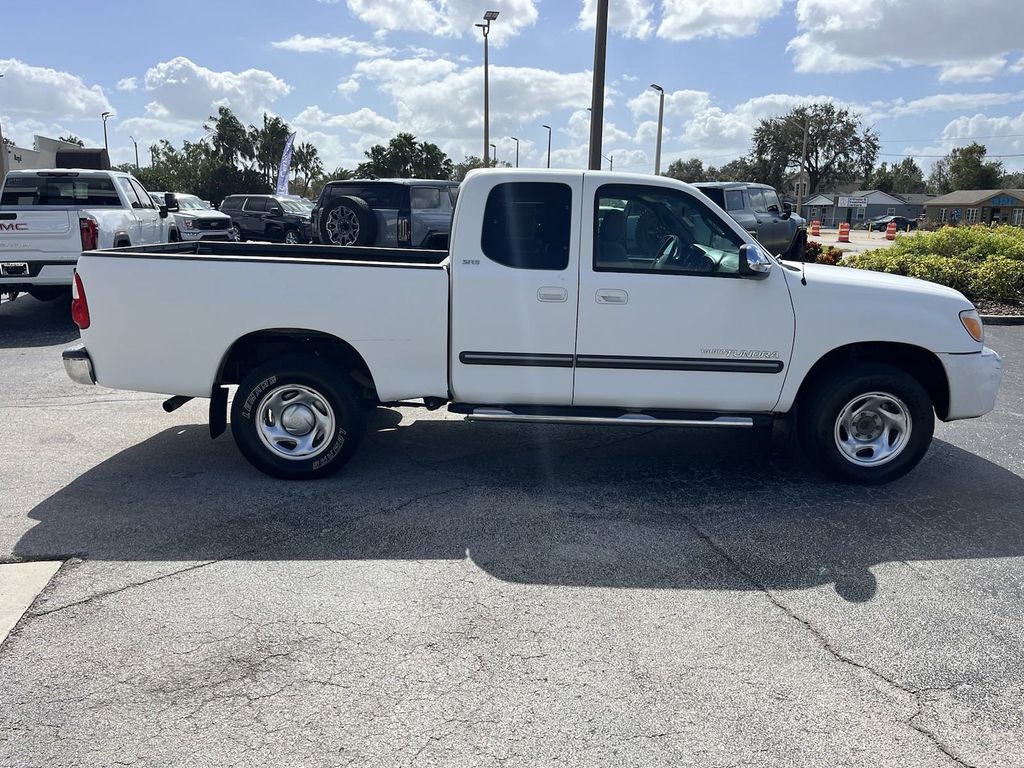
[844,225,1024,302]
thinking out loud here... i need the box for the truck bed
[115,241,449,265]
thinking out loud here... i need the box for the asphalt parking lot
[1,295,1022,767]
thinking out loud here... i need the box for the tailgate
[0,210,78,260]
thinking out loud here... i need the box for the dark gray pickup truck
[695,182,807,261]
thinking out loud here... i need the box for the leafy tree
[866,157,926,194]
[1001,170,1024,188]
[453,156,487,182]
[310,167,355,198]
[663,158,707,183]
[355,133,454,179]
[706,157,756,182]
[133,137,268,205]
[928,143,1003,193]
[751,103,879,194]
[58,134,85,147]
[248,114,292,185]
[204,106,252,167]
[291,141,323,196]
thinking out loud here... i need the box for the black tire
[283,227,301,245]
[231,358,366,480]
[318,197,376,246]
[797,362,934,485]
[168,229,180,243]
[26,286,71,302]
[227,222,244,242]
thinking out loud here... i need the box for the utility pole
[510,136,519,168]
[0,73,7,180]
[490,143,497,166]
[587,0,609,171]
[476,11,499,167]
[542,124,551,168]
[798,117,809,217]
[650,84,665,175]
[130,135,139,170]
[101,111,113,154]
[602,154,613,171]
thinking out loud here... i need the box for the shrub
[971,258,1024,302]
[905,255,975,295]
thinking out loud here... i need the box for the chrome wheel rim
[228,224,241,242]
[325,207,360,245]
[285,230,299,244]
[834,391,912,467]
[255,384,336,461]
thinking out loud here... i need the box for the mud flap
[210,385,228,439]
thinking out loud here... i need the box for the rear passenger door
[241,197,267,239]
[449,177,582,405]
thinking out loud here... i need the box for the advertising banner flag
[275,133,297,196]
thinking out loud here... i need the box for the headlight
[960,309,984,343]
[181,218,196,229]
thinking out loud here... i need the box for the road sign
[838,196,868,208]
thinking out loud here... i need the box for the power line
[879,133,1024,143]
[878,152,1024,158]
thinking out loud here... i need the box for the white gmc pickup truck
[63,170,1003,484]
[0,169,168,300]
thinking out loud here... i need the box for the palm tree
[292,142,323,196]
[203,106,252,167]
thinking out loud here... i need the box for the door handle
[537,286,568,303]
[596,289,628,305]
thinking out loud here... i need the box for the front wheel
[798,363,934,485]
[230,358,366,480]
[283,228,301,245]
[227,223,244,242]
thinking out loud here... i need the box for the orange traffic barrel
[886,221,897,240]
[838,222,850,243]
[810,220,820,237]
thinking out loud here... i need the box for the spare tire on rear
[319,197,376,246]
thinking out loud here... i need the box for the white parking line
[0,561,62,645]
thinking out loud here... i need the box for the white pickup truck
[0,169,168,300]
[63,170,1003,484]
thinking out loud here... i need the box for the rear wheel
[798,362,934,484]
[230,357,366,480]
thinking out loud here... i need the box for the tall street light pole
[129,135,139,170]
[510,136,519,168]
[490,143,497,167]
[542,124,551,168]
[475,11,499,167]
[587,0,609,171]
[101,111,113,154]
[650,83,665,175]
[0,73,7,180]
[777,114,810,216]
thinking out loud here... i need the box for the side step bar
[454,406,765,429]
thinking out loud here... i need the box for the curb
[980,315,1024,326]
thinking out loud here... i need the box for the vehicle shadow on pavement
[15,410,1024,603]
[0,296,79,349]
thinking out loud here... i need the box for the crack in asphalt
[675,512,975,768]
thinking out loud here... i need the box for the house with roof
[802,190,926,226]
[924,190,1024,227]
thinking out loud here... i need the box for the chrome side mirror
[739,244,772,279]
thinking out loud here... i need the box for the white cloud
[628,88,713,120]
[354,57,459,87]
[790,0,1024,81]
[658,0,784,40]
[116,77,138,92]
[579,0,654,39]
[345,0,539,44]
[117,102,204,146]
[889,91,1024,118]
[337,77,360,98]
[141,57,291,123]
[0,58,111,119]
[293,105,400,138]
[271,34,394,58]
[900,112,1024,173]
[1012,57,1024,74]
[938,57,1007,83]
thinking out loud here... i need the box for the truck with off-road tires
[63,169,1002,485]
[0,169,169,301]
[695,181,807,261]
[312,179,459,248]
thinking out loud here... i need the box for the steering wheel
[652,235,716,272]
[652,235,680,269]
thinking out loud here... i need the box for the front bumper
[181,230,230,242]
[63,344,96,386]
[939,347,1003,421]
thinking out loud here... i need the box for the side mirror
[783,201,793,213]
[269,206,283,216]
[738,244,772,279]
[164,193,179,212]
[158,205,169,220]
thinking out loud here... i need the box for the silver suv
[695,182,807,261]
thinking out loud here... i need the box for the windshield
[1,173,122,207]
[279,199,307,214]
[176,195,207,210]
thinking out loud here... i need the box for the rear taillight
[79,217,98,251]
[71,271,90,329]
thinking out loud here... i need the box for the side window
[116,178,143,209]
[748,188,768,213]
[447,186,460,207]
[762,189,782,213]
[245,197,268,213]
[595,184,745,276]
[480,182,572,271]
[411,187,442,209]
[129,179,154,209]
[724,189,744,211]
[221,197,239,211]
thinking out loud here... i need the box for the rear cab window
[481,182,572,271]
[1,173,122,207]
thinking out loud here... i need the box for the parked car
[695,182,807,260]
[65,169,1002,485]
[312,179,459,248]
[0,168,169,301]
[219,194,312,244]
[148,192,232,242]
[868,215,917,232]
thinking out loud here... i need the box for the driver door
[574,175,795,412]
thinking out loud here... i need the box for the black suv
[219,194,313,244]
[695,182,807,260]
[312,179,458,248]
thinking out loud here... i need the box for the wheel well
[797,342,950,419]
[217,329,378,402]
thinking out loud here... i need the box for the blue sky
[2,0,1023,175]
